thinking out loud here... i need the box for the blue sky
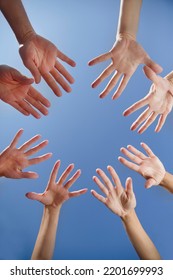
[0,0,173,260]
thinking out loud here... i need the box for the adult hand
[124,66,173,133]
[88,37,162,100]
[0,129,52,179]
[118,142,165,189]
[91,165,136,218]
[26,160,88,208]
[19,34,76,97]
[0,65,50,118]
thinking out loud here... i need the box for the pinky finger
[155,113,168,132]
[69,188,88,198]
[91,189,106,203]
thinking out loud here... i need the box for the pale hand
[19,34,76,97]
[26,160,88,208]
[91,166,136,218]
[119,142,166,189]
[124,66,173,133]
[0,129,52,179]
[0,65,50,118]
[88,36,162,100]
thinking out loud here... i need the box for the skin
[91,165,161,260]
[0,129,52,179]
[119,142,173,193]
[124,66,173,133]
[0,65,50,118]
[88,0,162,100]
[0,0,76,96]
[26,160,87,260]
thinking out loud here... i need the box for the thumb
[145,178,156,189]
[143,65,160,85]
[12,69,34,85]
[144,58,163,74]
[19,47,41,84]
[125,177,133,196]
[25,192,42,202]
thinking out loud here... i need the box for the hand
[91,166,136,218]
[0,65,50,118]
[88,36,162,100]
[124,66,173,133]
[0,129,52,179]
[19,34,76,97]
[118,142,166,189]
[26,160,88,208]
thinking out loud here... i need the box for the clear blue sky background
[0,0,173,260]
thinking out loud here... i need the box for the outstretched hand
[26,160,88,208]
[124,66,173,133]
[0,129,52,179]
[119,142,165,189]
[88,36,162,100]
[19,34,76,97]
[91,166,136,218]
[0,65,50,118]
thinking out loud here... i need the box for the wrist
[116,32,136,41]
[20,30,37,45]
[120,209,136,223]
[45,204,62,214]
[160,171,169,187]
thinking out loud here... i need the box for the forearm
[31,206,60,260]
[121,209,161,260]
[160,171,173,193]
[117,0,142,40]
[0,0,35,44]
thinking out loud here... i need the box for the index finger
[123,98,148,117]
[88,52,112,66]
[57,49,76,67]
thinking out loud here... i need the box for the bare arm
[121,209,161,260]
[91,166,161,260]
[160,172,173,194]
[26,161,87,260]
[0,0,35,44]
[31,207,60,260]
[88,0,161,100]
[0,0,76,94]
[117,0,142,40]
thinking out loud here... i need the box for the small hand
[26,160,88,208]
[118,142,165,189]
[0,65,50,118]
[19,34,76,97]
[88,36,162,100]
[0,129,52,179]
[124,66,173,133]
[91,165,136,217]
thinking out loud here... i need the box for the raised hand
[91,166,136,217]
[118,142,165,189]
[0,65,50,118]
[26,160,88,208]
[19,34,76,97]
[88,37,162,100]
[124,66,173,133]
[0,129,52,179]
